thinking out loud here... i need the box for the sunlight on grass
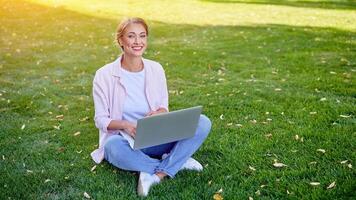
[27,0,356,31]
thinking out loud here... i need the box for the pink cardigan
[91,56,169,163]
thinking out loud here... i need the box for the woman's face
[119,23,147,57]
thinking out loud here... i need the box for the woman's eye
[140,35,146,38]
[128,35,134,38]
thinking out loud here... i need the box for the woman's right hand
[123,121,137,138]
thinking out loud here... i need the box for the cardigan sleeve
[92,73,113,133]
[159,64,169,111]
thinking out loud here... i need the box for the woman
[91,17,212,197]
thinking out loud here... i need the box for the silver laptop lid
[133,106,203,150]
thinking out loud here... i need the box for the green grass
[0,0,355,199]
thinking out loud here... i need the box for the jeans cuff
[155,168,174,178]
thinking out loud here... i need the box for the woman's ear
[118,38,124,50]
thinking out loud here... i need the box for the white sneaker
[161,153,203,171]
[181,157,203,171]
[137,172,160,197]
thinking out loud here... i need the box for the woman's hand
[146,108,168,117]
[123,121,137,138]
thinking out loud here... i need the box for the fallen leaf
[53,125,60,130]
[217,188,223,193]
[255,190,261,195]
[55,115,64,120]
[208,180,212,185]
[287,190,290,195]
[339,115,351,118]
[295,135,299,140]
[79,116,89,121]
[26,170,33,173]
[347,164,352,169]
[44,179,51,183]
[274,88,282,91]
[83,192,91,199]
[249,166,256,171]
[310,111,317,115]
[340,160,348,164]
[91,165,97,172]
[248,197,253,200]
[73,131,81,136]
[309,161,317,165]
[273,162,287,168]
[320,97,327,101]
[317,149,326,153]
[219,114,224,120]
[310,182,320,186]
[2,155,5,160]
[21,124,26,130]
[213,193,223,200]
[265,133,272,138]
[327,181,336,189]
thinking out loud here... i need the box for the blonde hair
[115,17,149,48]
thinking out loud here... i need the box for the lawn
[0,0,355,199]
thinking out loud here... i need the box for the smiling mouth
[132,46,143,51]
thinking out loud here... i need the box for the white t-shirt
[120,67,150,123]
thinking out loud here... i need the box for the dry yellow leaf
[347,164,352,169]
[255,190,261,195]
[21,124,25,130]
[83,192,91,199]
[44,179,51,183]
[213,193,223,200]
[55,115,64,120]
[74,131,81,136]
[340,160,348,164]
[219,114,224,120]
[273,162,287,168]
[248,197,253,200]
[91,165,97,172]
[249,166,256,171]
[310,182,320,186]
[327,181,336,189]
[317,149,326,153]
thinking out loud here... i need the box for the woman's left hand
[146,108,167,117]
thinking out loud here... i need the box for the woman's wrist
[157,107,167,113]
[107,120,128,131]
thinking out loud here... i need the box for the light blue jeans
[104,115,212,177]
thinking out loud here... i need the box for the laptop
[132,106,203,150]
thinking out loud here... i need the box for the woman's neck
[121,54,143,72]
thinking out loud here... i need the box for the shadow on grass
[201,0,356,10]
[0,0,355,199]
